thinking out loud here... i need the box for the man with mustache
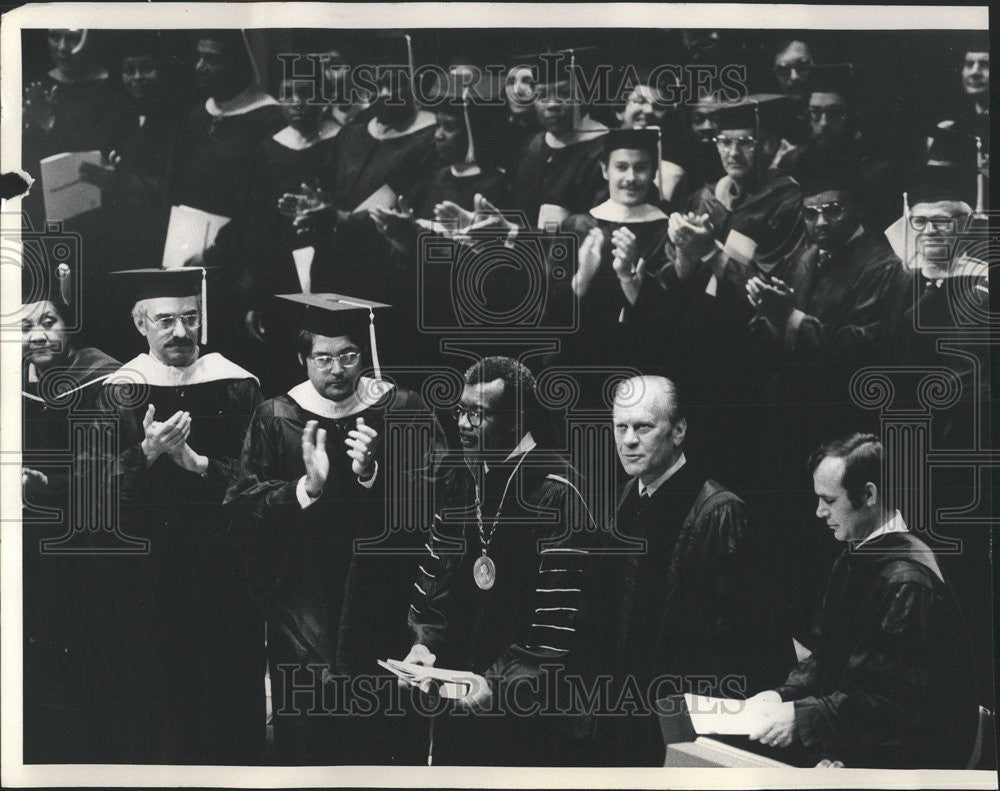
[95,267,265,763]
[225,294,446,764]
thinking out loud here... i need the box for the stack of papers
[40,151,102,222]
[377,658,474,699]
[161,205,231,269]
[683,693,773,735]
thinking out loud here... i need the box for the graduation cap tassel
[461,87,476,164]
[200,267,208,345]
[903,191,911,270]
[569,49,582,132]
[404,34,416,103]
[339,298,383,381]
[974,135,984,214]
[649,125,665,201]
[56,262,71,308]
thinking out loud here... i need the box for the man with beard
[225,294,446,764]
[95,268,265,763]
[401,357,596,766]
[509,51,609,228]
[21,261,120,762]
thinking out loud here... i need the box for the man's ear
[133,310,147,337]
[297,353,305,368]
[672,416,687,447]
[864,481,878,508]
[600,160,609,182]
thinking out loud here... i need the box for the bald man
[588,375,793,766]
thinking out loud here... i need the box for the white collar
[104,352,258,387]
[482,432,537,475]
[544,116,608,149]
[271,119,342,150]
[287,377,395,420]
[450,162,483,178]
[638,452,687,497]
[367,110,436,141]
[856,510,908,547]
[205,88,277,118]
[589,200,668,224]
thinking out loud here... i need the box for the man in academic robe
[508,53,609,228]
[746,434,980,769]
[935,35,989,169]
[165,30,284,367]
[224,294,446,764]
[21,264,120,763]
[401,357,597,766]
[557,128,669,370]
[95,267,265,764]
[587,375,793,766]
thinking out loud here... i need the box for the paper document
[355,183,398,213]
[40,151,102,222]
[161,205,231,269]
[537,203,570,230]
[683,693,772,736]
[377,658,475,699]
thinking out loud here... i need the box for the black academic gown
[412,165,508,220]
[409,448,597,766]
[224,381,445,764]
[777,531,979,769]
[509,129,608,227]
[95,353,265,764]
[22,347,120,763]
[555,202,670,372]
[588,462,794,766]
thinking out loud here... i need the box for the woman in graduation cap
[225,294,447,764]
[21,259,120,763]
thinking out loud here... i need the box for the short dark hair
[295,328,366,359]
[464,356,555,444]
[808,433,882,508]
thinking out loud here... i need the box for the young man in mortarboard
[94,267,266,764]
[554,127,669,369]
[224,294,446,764]
[20,260,120,763]
[508,51,609,228]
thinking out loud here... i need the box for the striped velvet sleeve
[406,514,458,655]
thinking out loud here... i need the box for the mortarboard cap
[906,164,978,207]
[712,93,793,137]
[602,127,659,162]
[793,150,861,197]
[111,267,211,344]
[926,125,980,167]
[275,293,392,380]
[807,63,854,98]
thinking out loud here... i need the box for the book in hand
[377,658,475,699]
[39,151,102,222]
[682,693,773,736]
[161,205,231,269]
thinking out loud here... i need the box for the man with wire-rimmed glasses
[95,267,265,763]
[225,292,445,764]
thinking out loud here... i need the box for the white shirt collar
[104,352,258,387]
[450,162,483,178]
[272,119,342,150]
[206,88,277,118]
[638,452,687,497]
[589,199,668,224]
[367,110,436,141]
[482,432,536,475]
[856,509,908,547]
[287,377,394,420]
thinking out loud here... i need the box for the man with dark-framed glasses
[94,267,265,763]
[225,293,445,764]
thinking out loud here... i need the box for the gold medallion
[473,554,496,590]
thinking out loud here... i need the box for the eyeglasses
[452,404,498,427]
[808,107,847,122]
[146,313,201,331]
[308,351,361,370]
[908,215,968,233]
[803,202,848,221]
[713,135,756,151]
[773,63,813,78]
